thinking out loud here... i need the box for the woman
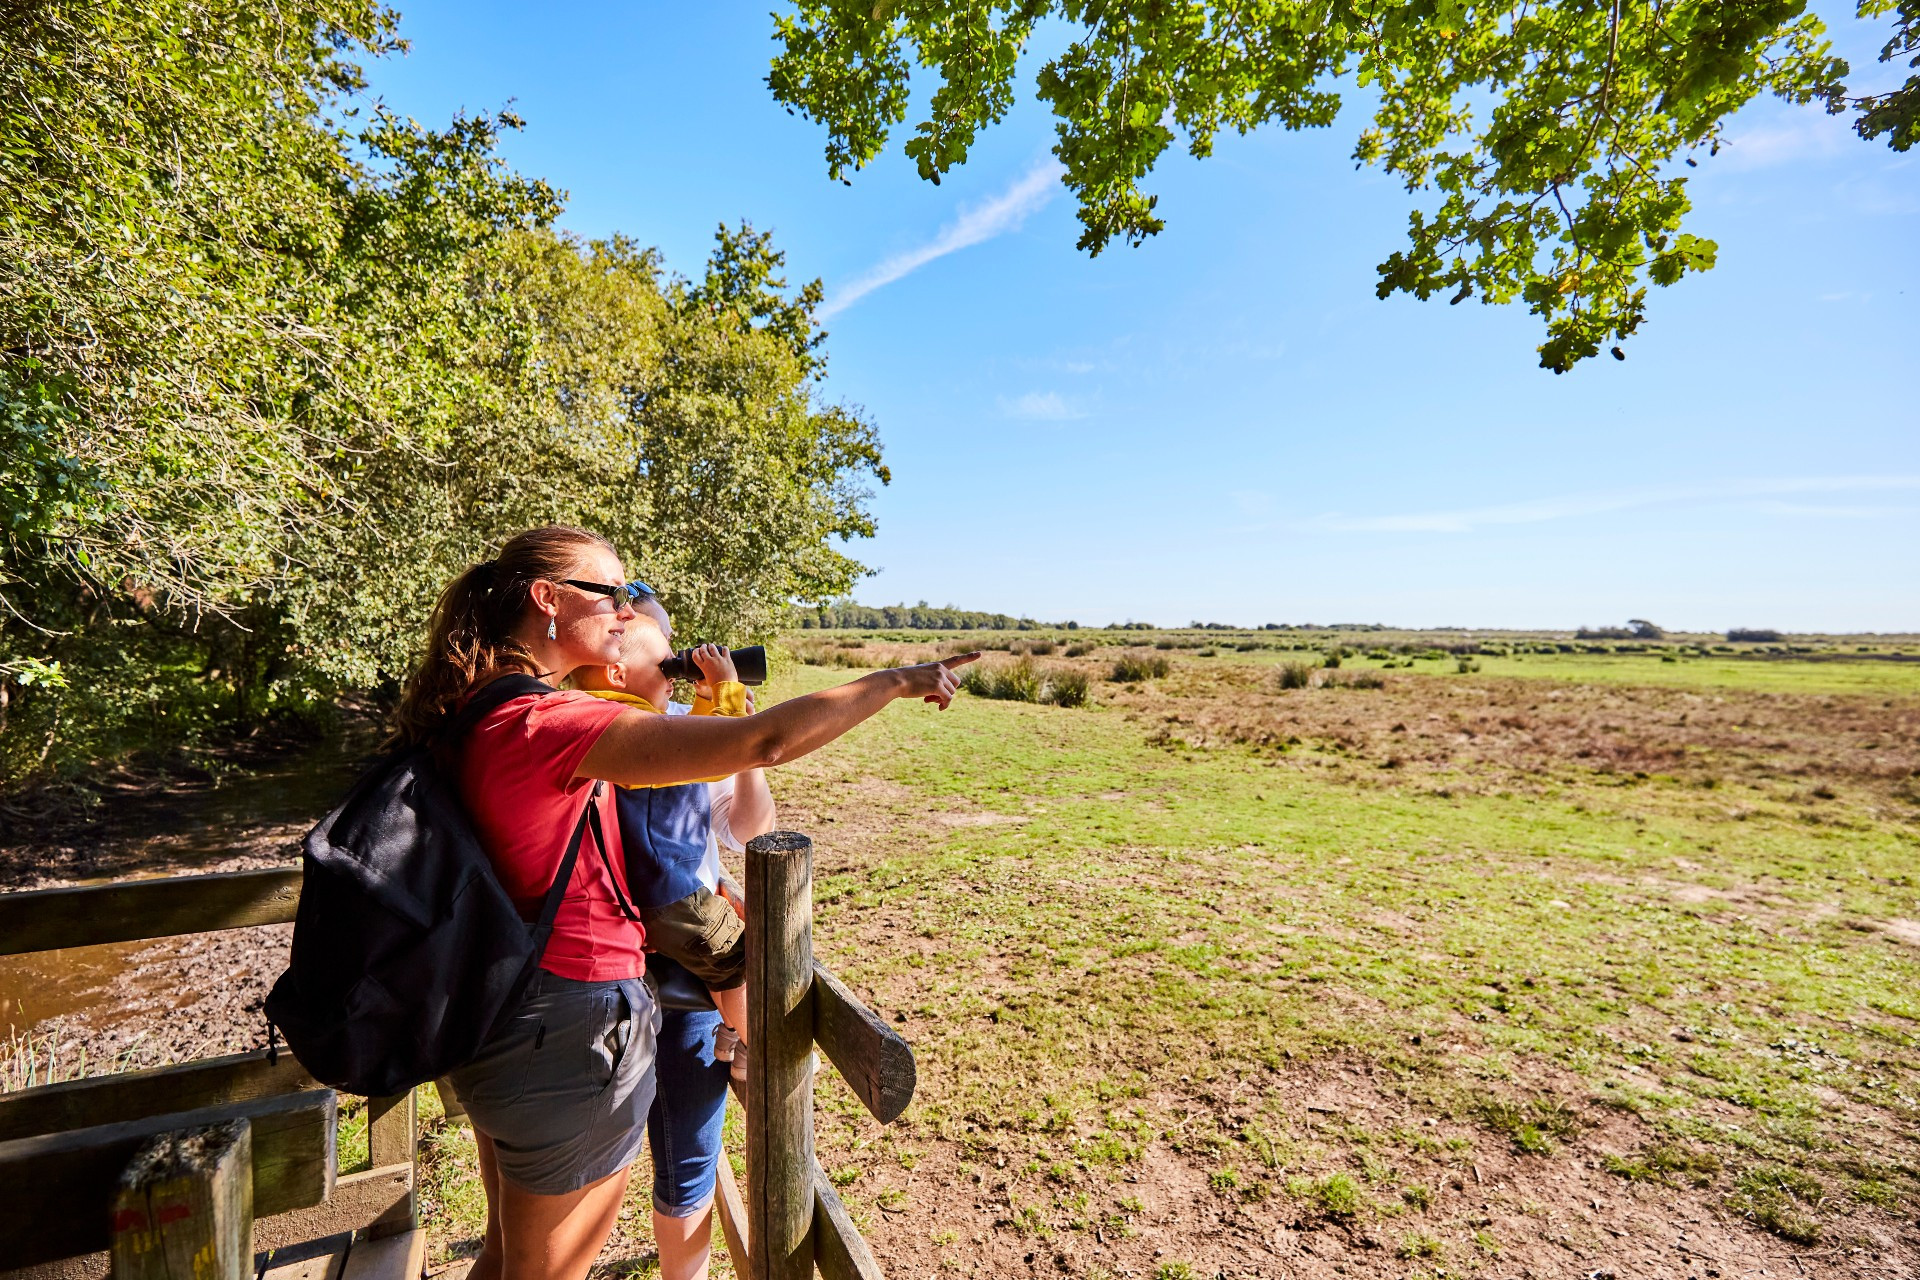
[394,525,972,1280]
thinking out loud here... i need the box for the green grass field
[414,635,1919,1276]
[772,637,1920,1276]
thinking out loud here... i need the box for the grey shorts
[446,970,660,1195]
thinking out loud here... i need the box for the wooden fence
[0,830,910,1280]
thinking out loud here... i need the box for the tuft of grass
[1456,657,1481,674]
[1602,1141,1720,1187]
[1730,1165,1826,1243]
[1398,1230,1444,1259]
[1043,667,1091,708]
[1401,1183,1433,1210]
[1110,653,1171,682]
[1290,1172,1362,1217]
[1469,1092,1580,1155]
[1064,642,1095,657]
[961,657,1042,703]
[1277,660,1317,690]
[962,657,1092,709]
[1154,1265,1198,1280]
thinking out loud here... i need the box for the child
[571,601,770,1063]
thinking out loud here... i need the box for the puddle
[0,725,371,1052]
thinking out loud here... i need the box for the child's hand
[690,643,738,699]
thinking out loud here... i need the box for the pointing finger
[939,651,982,669]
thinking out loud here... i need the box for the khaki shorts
[640,886,746,990]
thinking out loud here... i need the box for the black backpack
[265,674,625,1096]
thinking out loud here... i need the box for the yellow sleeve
[691,680,749,718]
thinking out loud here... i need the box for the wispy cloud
[998,390,1086,421]
[1718,111,1853,172]
[1316,476,1920,534]
[818,159,1065,319]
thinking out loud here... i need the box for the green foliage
[1851,0,1920,150]
[1278,660,1318,689]
[0,1,884,789]
[765,1,1889,369]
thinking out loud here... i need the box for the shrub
[1728,628,1783,643]
[1064,642,1094,657]
[1026,640,1057,656]
[1043,667,1091,708]
[1456,657,1480,673]
[1322,650,1342,668]
[1110,654,1171,682]
[1277,661,1317,689]
[1197,647,1218,657]
[1338,671,1386,690]
[1154,639,1179,650]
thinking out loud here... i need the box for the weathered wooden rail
[0,830,912,1280]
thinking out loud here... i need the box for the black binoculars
[658,644,767,686]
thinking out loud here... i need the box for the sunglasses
[560,578,657,606]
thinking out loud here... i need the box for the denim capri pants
[648,1006,730,1216]
[446,971,659,1195]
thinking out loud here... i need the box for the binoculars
[658,644,767,686]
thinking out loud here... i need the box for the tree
[2,2,886,791]
[767,1,1902,371]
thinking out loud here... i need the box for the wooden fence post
[362,1090,416,1237]
[746,831,815,1280]
[109,1119,253,1280]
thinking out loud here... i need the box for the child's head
[573,597,675,707]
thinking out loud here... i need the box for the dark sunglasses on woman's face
[560,579,656,606]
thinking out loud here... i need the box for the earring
[546,616,557,641]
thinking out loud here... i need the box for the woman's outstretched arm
[575,655,977,788]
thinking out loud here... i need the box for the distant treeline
[795,602,1066,630]
[793,602,1405,631]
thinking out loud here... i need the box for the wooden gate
[0,829,910,1280]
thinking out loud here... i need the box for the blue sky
[365,4,1918,632]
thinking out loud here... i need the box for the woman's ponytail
[392,526,616,745]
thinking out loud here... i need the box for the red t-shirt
[456,688,644,982]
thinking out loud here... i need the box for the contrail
[818,159,1065,319]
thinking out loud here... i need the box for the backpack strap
[446,672,553,740]
[582,796,642,923]
[524,780,607,966]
